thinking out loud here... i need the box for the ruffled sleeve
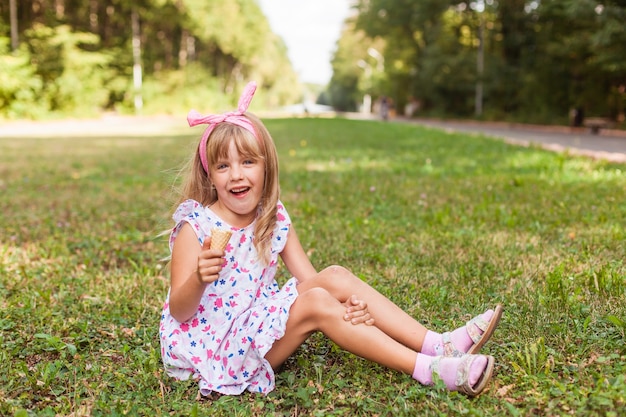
[168,199,210,252]
[271,201,291,255]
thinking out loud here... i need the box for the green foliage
[140,63,296,115]
[1,117,626,415]
[0,38,46,118]
[19,24,113,118]
[328,21,374,112]
[178,0,299,96]
[140,64,233,115]
[0,0,300,119]
[1,19,125,120]
[331,0,626,124]
[591,3,626,74]
[511,337,555,376]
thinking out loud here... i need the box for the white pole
[363,94,371,115]
[131,10,143,112]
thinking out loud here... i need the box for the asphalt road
[407,118,626,163]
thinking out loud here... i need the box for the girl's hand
[196,237,225,284]
[344,294,375,326]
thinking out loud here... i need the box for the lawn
[1,117,625,416]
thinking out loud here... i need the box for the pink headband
[187,81,259,174]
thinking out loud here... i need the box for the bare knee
[299,287,338,311]
[315,265,361,295]
[293,287,341,325]
[319,265,352,278]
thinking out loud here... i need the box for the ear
[207,174,214,187]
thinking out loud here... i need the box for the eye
[243,159,256,165]
[215,162,228,170]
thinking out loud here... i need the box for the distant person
[159,81,503,398]
[573,107,584,127]
[380,96,389,120]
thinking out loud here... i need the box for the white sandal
[439,304,503,357]
[429,354,495,397]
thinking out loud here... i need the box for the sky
[258,0,351,85]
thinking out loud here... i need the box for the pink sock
[412,353,435,384]
[422,309,494,355]
[421,330,441,356]
[412,353,488,390]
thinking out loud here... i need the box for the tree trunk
[9,0,18,50]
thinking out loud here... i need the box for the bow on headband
[187,81,259,174]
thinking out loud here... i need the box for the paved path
[406,118,626,163]
[0,115,185,138]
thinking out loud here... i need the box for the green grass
[1,117,625,416]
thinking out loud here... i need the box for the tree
[0,0,301,118]
[590,1,626,120]
[9,0,17,50]
[350,0,500,115]
[328,20,381,112]
[327,0,626,125]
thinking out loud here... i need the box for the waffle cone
[210,228,232,251]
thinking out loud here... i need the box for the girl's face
[209,140,265,228]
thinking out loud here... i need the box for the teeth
[231,187,249,193]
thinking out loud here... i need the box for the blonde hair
[178,112,280,265]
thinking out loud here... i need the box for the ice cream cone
[210,228,232,251]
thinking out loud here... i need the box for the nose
[230,164,244,181]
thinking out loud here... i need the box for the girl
[159,82,503,398]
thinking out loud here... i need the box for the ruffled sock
[421,309,495,356]
[412,353,488,390]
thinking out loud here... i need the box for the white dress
[159,199,299,395]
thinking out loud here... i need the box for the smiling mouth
[231,187,250,195]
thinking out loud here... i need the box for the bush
[141,64,241,115]
[22,24,113,118]
[0,38,46,119]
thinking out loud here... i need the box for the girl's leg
[305,266,500,355]
[265,287,416,373]
[265,287,493,396]
[303,266,429,351]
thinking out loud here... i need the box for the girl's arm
[281,224,375,326]
[168,223,225,322]
[279,226,318,282]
